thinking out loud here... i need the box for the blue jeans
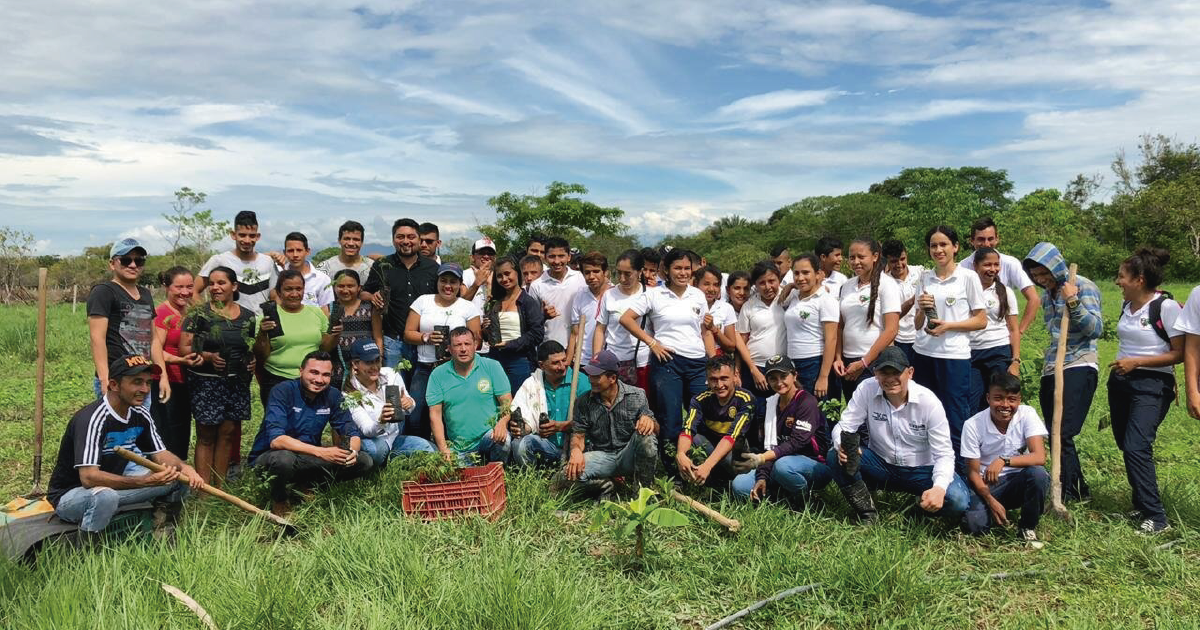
[964,466,1050,534]
[1108,370,1173,526]
[383,336,418,374]
[969,345,1012,414]
[1039,368,1097,501]
[560,434,658,490]
[456,430,512,466]
[406,362,435,439]
[912,353,972,457]
[651,354,707,442]
[360,434,436,467]
[487,351,531,395]
[731,455,832,500]
[512,434,562,468]
[827,445,970,518]
[55,473,186,533]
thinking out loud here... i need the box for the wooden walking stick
[26,268,48,499]
[115,447,297,532]
[1049,263,1077,520]
[670,490,741,533]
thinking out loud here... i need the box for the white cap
[472,237,497,253]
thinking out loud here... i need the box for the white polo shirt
[823,269,848,295]
[597,285,651,367]
[626,285,709,360]
[893,265,924,345]
[1174,286,1200,389]
[914,266,986,360]
[960,251,1034,293]
[736,293,786,367]
[838,273,901,359]
[570,287,606,366]
[709,299,737,332]
[1117,292,1184,374]
[832,378,955,490]
[300,266,334,308]
[971,282,1019,351]
[409,295,482,364]
[528,268,585,346]
[959,405,1048,479]
[783,290,839,359]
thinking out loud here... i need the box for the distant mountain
[361,243,393,256]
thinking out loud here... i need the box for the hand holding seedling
[381,404,395,423]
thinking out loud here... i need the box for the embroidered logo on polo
[945,297,957,306]
[727,406,737,418]
[858,294,869,304]
[799,309,812,320]
[987,299,997,308]
[477,378,492,393]
[1140,316,1150,327]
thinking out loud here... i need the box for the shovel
[115,447,297,533]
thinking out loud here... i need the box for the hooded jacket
[1022,243,1103,373]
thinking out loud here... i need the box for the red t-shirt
[154,302,185,383]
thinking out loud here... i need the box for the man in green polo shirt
[427,326,513,464]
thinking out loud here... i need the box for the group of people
[48,211,1200,543]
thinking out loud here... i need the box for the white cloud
[714,89,839,120]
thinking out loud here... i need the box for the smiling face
[300,359,333,394]
[667,258,692,290]
[766,369,797,396]
[111,373,153,408]
[207,270,237,304]
[976,252,1001,286]
[166,272,194,308]
[1027,264,1056,291]
[1115,263,1143,301]
[820,248,843,274]
[495,261,518,291]
[706,364,736,402]
[392,226,418,257]
[986,386,1021,424]
[792,259,820,295]
[437,273,462,301]
[546,246,570,278]
[232,225,260,255]
[875,366,912,398]
[696,271,721,305]
[886,251,908,279]
[727,278,750,308]
[540,351,568,383]
[971,226,999,250]
[927,231,958,268]
[339,230,363,258]
[334,274,360,304]
[847,242,877,281]
[278,276,305,309]
[109,252,146,283]
[351,357,381,383]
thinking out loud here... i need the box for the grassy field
[1,285,1199,629]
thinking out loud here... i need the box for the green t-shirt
[258,306,328,378]
[426,356,511,451]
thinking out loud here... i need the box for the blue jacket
[248,379,361,463]
[1022,242,1103,372]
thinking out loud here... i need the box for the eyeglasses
[420,238,438,245]
[117,255,147,268]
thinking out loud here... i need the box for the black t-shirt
[183,304,257,377]
[362,254,439,337]
[86,281,156,362]
[47,398,167,506]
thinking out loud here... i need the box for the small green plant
[395,357,413,372]
[590,488,689,558]
[340,389,367,411]
[819,397,846,420]
[392,451,462,483]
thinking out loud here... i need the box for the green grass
[2,286,1199,629]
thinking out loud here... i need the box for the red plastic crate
[401,462,507,521]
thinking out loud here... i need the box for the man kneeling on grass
[829,346,970,524]
[428,327,514,465]
[961,372,1049,544]
[509,340,591,468]
[676,354,756,489]
[553,350,658,497]
[48,355,204,542]
[249,351,372,517]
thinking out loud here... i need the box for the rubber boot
[842,479,877,524]
[841,432,862,477]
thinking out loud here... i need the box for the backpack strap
[1147,291,1174,346]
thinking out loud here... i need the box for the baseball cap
[763,354,792,377]
[472,238,496,254]
[350,338,381,362]
[872,346,910,372]
[437,263,464,279]
[109,238,146,258]
[582,349,621,376]
[108,354,162,380]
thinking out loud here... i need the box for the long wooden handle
[1049,263,1077,519]
[29,268,48,496]
[564,320,586,428]
[115,447,294,529]
[672,490,741,532]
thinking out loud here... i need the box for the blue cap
[583,349,621,376]
[437,262,464,279]
[350,338,381,362]
[109,238,146,258]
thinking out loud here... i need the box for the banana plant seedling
[591,488,689,558]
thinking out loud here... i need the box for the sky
[3,0,1200,255]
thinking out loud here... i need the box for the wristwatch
[1002,457,1012,467]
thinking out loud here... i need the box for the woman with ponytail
[913,225,987,454]
[153,266,201,459]
[834,238,901,400]
[1109,247,1183,534]
[968,247,1020,412]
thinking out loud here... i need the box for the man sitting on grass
[510,340,590,468]
[48,355,204,542]
[961,373,1049,544]
[427,327,513,464]
[829,346,970,524]
[676,354,756,489]
[554,349,658,497]
[249,351,372,517]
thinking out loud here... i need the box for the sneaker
[1020,529,1044,549]
[1127,510,1143,520]
[1138,519,1171,534]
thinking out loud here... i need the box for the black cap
[763,354,792,376]
[108,354,162,380]
[871,346,910,372]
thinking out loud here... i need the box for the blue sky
[2,0,1199,255]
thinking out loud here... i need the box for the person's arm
[502,293,543,354]
[898,293,916,317]
[592,322,608,358]
[1112,336,1184,373]
[832,319,846,376]
[403,308,425,345]
[192,275,209,304]
[429,403,453,460]
[150,324,172,403]
[734,332,764,389]
[371,306,385,354]
[150,449,203,489]
[1005,313,1022,375]
[675,399,701,478]
[860,312,899,367]
[564,431,587,480]
[79,465,180,490]
[1065,280,1104,340]
[1186,333,1200,420]
[1018,286,1041,334]
[88,316,110,389]
[620,307,670,361]
[818,321,838,396]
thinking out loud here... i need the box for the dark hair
[662,247,691,270]
[392,218,419,235]
[970,217,997,239]
[924,225,959,249]
[536,340,566,362]
[234,211,258,229]
[158,266,192,287]
[338,220,365,239]
[418,222,439,237]
[332,269,361,286]
[1122,247,1170,290]
[579,251,608,272]
[301,350,334,369]
[276,268,304,291]
[544,236,570,254]
[616,248,643,271]
[706,354,737,374]
[489,255,522,304]
[972,247,1009,321]
[881,239,907,259]
[284,231,309,249]
[520,254,543,269]
[726,270,750,289]
[769,244,790,258]
[693,264,722,286]
[792,253,820,275]
[816,236,843,257]
[639,247,661,266]
[527,233,547,249]
[988,372,1022,395]
[850,238,884,327]
[749,259,782,285]
[207,266,242,301]
[684,250,702,270]
[449,326,474,342]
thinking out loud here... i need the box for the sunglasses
[116,255,147,268]
[420,238,438,245]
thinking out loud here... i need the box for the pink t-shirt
[154,303,185,383]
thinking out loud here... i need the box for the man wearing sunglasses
[87,238,172,414]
